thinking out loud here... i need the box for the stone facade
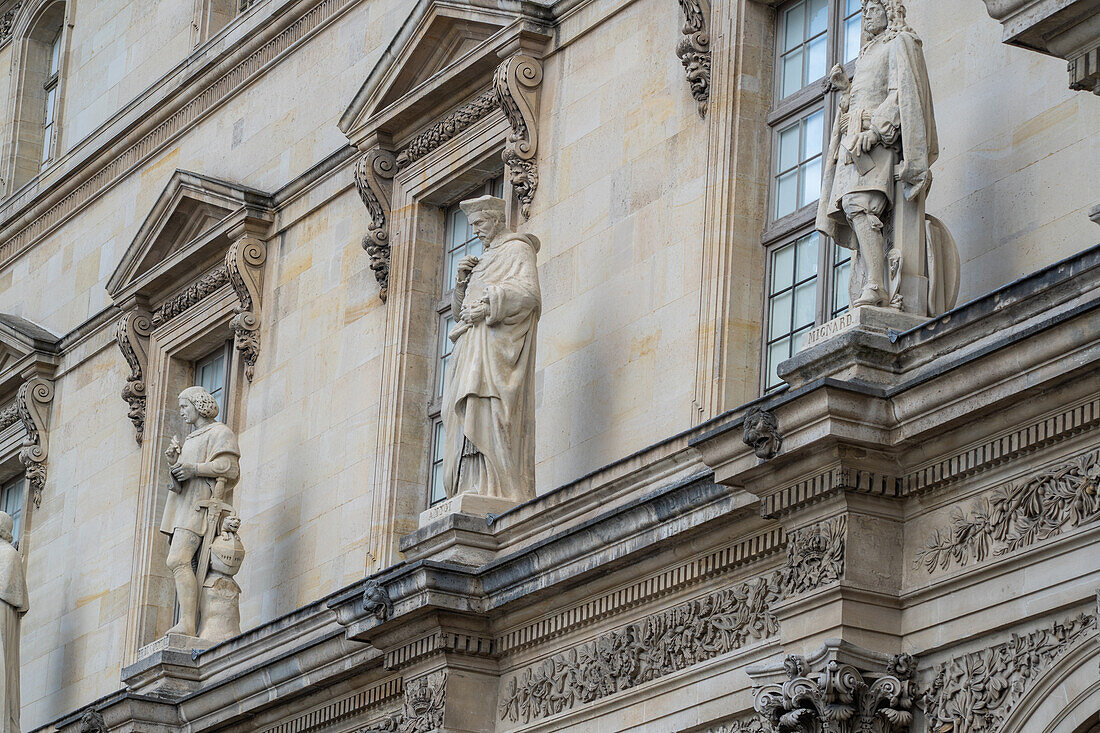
[0,0,1094,732]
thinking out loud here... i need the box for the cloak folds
[816,29,938,246]
[0,540,26,733]
[160,422,241,537]
[442,233,541,502]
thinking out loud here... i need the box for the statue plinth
[122,634,206,697]
[800,305,926,352]
[418,493,519,527]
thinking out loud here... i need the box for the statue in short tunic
[442,195,541,503]
[162,386,240,638]
[0,512,27,733]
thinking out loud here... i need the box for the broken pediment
[107,170,275,306]
[338,0,553,151]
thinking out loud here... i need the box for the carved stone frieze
[754,653,916,733]
[362,579,393,621]
[707,716,768,733]
[395,90,500,169]
[354,148,397,303]
[358,671,446,733]
[226,236,268,381]
[15,377,54,508]
[743,407,782,460]
[781,516,846,597]
[493,54,543,220]
[150,266,230,328]
[0,400,18,431]
[676,0,712,117]
[915,448,1100,574]
[925,611,1096,733]
[115,310,153,443]
[0,3,21,43]
[499,574,781,724]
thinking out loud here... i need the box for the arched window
[6,1,66,191]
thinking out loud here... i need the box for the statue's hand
[170,462,197,481]
[856,129,880,153]
[829,63,850,91]
[456,255,480,283]
[461,299,489,324]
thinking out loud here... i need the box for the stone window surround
[2,0,72,196]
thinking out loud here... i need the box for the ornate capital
[493,54,543,219]
[115,310,153,443]
[16,377,54,509]
[676,0,712,117]
[226,236,268,381]
[354,148,397,302]
[754,653,916,733]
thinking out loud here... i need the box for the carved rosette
[115,310,153,443]
[676,0,712,117]
[226,237,268,381]
[754,654,916,733]
[493,54,543,219]
[15,377,54,509]
[354,149,398,302]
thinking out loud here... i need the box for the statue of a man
[442,195,541,503]
[0,512,27,733]
[817,0,938,309]
[161,386,240,637]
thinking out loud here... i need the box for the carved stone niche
[979,0,1100,94]
[106,170,275,443]
[748,641,917,733]
[0,314,59,510]
[338,0,553,302]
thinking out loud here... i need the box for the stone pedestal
[121,634,206,697]
[419,493,518,527]
[402,511,499,567]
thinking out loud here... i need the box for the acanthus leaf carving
[493,54,543,220]
[676,0,712,117]
[354,148,397,303]
[150,265,231,328]
[499,574,781,724]
[780,515,846,597]
[358,671,446,733]
[754,653,916,733]
[925,611,1096,733]
[915,448,1100,574]
[395,90,500,169]
[15,377,54,509]
[115,310,153,443]
[226,237,268,381]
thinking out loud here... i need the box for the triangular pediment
[107,170,275,305]
[0,314,59,397]
[339,0,553,149]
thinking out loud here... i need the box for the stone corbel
[676,0,712,117]
[16,376,54,509]
[225,225,269,381]
[493,54,543,220]
[353,148,397,302]
[115,307,153,443]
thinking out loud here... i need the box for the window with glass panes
[0,477,25,547]
[40,25,62,170]
[762,0,862,392]
[427,174,505,506]
[195,342,232,421]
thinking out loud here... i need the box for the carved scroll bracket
[494,54,544,219]
[225,229,269,381]
[16,376,54,509]
[354,148,397,303]
[677,0,712,117]
[115,308,153,443]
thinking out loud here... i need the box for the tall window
[40,24,61,170]
[9,2,65,189]
[195,342,232,421]
[0,477,25,547]
[762,0,862,392]
[427,174,505,506]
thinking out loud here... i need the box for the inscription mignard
[802,311,856,350]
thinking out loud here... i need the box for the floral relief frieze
[151,266,231,328]
[780,515,846,597]
[926,611,1097,733]
[915,448,1100,574]
[394,90,500,169]
[498,574,781,724]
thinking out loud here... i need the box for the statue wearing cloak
[0,512,27,733]
[442,196,541,503]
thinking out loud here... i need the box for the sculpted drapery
[442,196,541,503]
[0,512,27,733]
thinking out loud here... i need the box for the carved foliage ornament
[0,3,21,43]
[359,671,446,733]
[16,377,54,508]
[916,448,1100,574]
[499,574,781,723]
[396,90,500,169]
[754,654,916,733]
[0,400,18,430]
[226,236,267,381]
[926,611,1096,733]
[151,266,230,328]
[354,149,397,303]
[115,310,153,443]
[710,717,768,733]
[781,515,846,597]
[676,0,712,117]
[494,54,543,220]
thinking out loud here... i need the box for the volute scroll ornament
[115,310,153,443]
[353,148,398,302]
[16,377,54,509]
[226,236,268,381]
[493,54,543,220]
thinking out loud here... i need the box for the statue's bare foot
[166,621,195,637]
[854,285,885,307]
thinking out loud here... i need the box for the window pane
[438,314,456,398]
[806,35,827,85]
[775,171,798,219]
[800,158,821,208]
[844,14,862,62]
[783,2,806,52]
[808,0,828,36]
[49,31,62,75]
[771,242,795,292]
[196,345,228,421]
[429,420,446,505]
[1,478,24,545]
[767,338,790,390]
[769,291,793,340]
[780,50,804,99]
[796,233,818,282]
[846,0,860,13]
[801,109,824,160]
[833,261,851,314]
[793,280,817,329]
[778,123,800,173]
[792,325,813,352]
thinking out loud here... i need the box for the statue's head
[460,195,508,245]
[178,386,219,426]
[0,511,13,544]
[861,0,912,39]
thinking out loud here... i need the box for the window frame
[194,340,234,422]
